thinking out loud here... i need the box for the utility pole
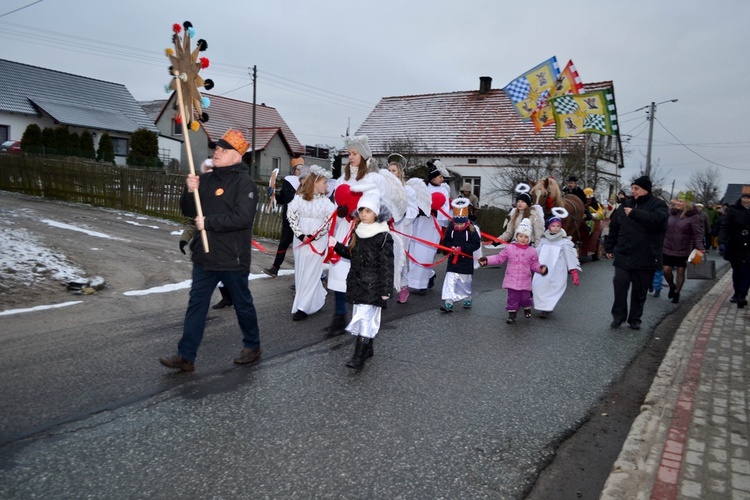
[644,99,678,178]
[250,65,257,177]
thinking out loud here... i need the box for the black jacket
[604,193,668,270]
[334,226,394,308]
[181,162,257,271]
[719,200,750,263]
[441,224,481,275]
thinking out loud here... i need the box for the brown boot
[159,354,195,372]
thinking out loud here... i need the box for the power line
[0,20,374,112]
[655,117,749,171]
[0,0,44,19]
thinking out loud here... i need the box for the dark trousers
[730,259,750,300]
[178,264,260,361]
[611,267,654,324]
[271,217,294,269]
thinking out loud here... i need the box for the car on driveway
[0,140,21,153]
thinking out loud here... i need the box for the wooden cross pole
[173,70,209,253]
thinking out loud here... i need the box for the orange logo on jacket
[215,188,225,196]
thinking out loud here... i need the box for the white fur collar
[355,221,389,238]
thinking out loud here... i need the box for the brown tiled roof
[356,81,616,157]
[157,93,305,154]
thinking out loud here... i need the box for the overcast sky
[2,0,749,194]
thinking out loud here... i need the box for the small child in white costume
[532,216,581,318]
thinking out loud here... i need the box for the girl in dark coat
[719,188,750,308]
[439,198,481,312]
[329,185,394,369]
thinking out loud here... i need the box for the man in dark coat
[563,176,587,205]
[604,175,668,330]
[160,129,262,371]
[718,186,750,308]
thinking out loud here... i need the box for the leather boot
[347,336,368,369]
[506,311,517,324]
[212,286,233,309]
[326,314,347,336]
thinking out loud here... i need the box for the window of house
[0,125,9,142]
[518,157,530,165]
[467,158,478,164]
[272,157,280,171]
[172,119,183,136]
[112,137,129,157]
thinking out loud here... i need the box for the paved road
[0,192,719,498]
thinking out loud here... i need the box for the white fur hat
[353,183,380,215]
[344,135,372,160]
[516,218,532,238]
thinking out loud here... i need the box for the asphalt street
[0,192,720,498]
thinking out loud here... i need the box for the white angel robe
[287,193,334,315]
[532,229,581,312]
[407,182,450,290]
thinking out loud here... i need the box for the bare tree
[484,158,556,203]
[380,135,435,179]
[686,166,721,205]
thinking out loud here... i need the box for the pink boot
[397,286,409,304]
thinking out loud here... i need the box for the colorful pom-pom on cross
[200,57,209,69]
[187,27,196,38]
[201,97,210,108]
[190,121,200,131]
[172,23,181,33]
[165,48,174,57]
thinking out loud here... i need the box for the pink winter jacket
[486,243,545,291]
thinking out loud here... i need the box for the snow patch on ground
[0,226,88,287]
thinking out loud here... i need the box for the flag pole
[173,70,209,253]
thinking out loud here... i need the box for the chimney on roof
[479,76,492,94]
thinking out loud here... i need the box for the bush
[97,132,115,164]
[79,130,96,159]
[127,128,162,168]
[20,124,43,153]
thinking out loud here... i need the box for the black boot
[212,286,233,309]
[347,336,371,369]
[506,311,517,324]
[326,314,347,336]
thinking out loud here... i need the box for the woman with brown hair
[662,198,704,303]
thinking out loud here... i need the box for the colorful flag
[549,88,618,138]
[530,60,582,133]
[502,57,560,121]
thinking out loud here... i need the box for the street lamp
[644,99,678,178]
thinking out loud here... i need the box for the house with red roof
[150,93,305,180]
[356,77,623,208]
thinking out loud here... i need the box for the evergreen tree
[127,128,162,168]
[79,130,96,159]
[42,127,56,154]
[54,126,70,156]
[68,131,81,157]
[97,132,115,164]
[20,124,43,154]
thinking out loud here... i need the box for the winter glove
[540,265,549,276]
[336,205,349,218]
[179,240,187,255]
[571,269,580,286]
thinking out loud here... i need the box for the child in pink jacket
[479,218,548,324]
